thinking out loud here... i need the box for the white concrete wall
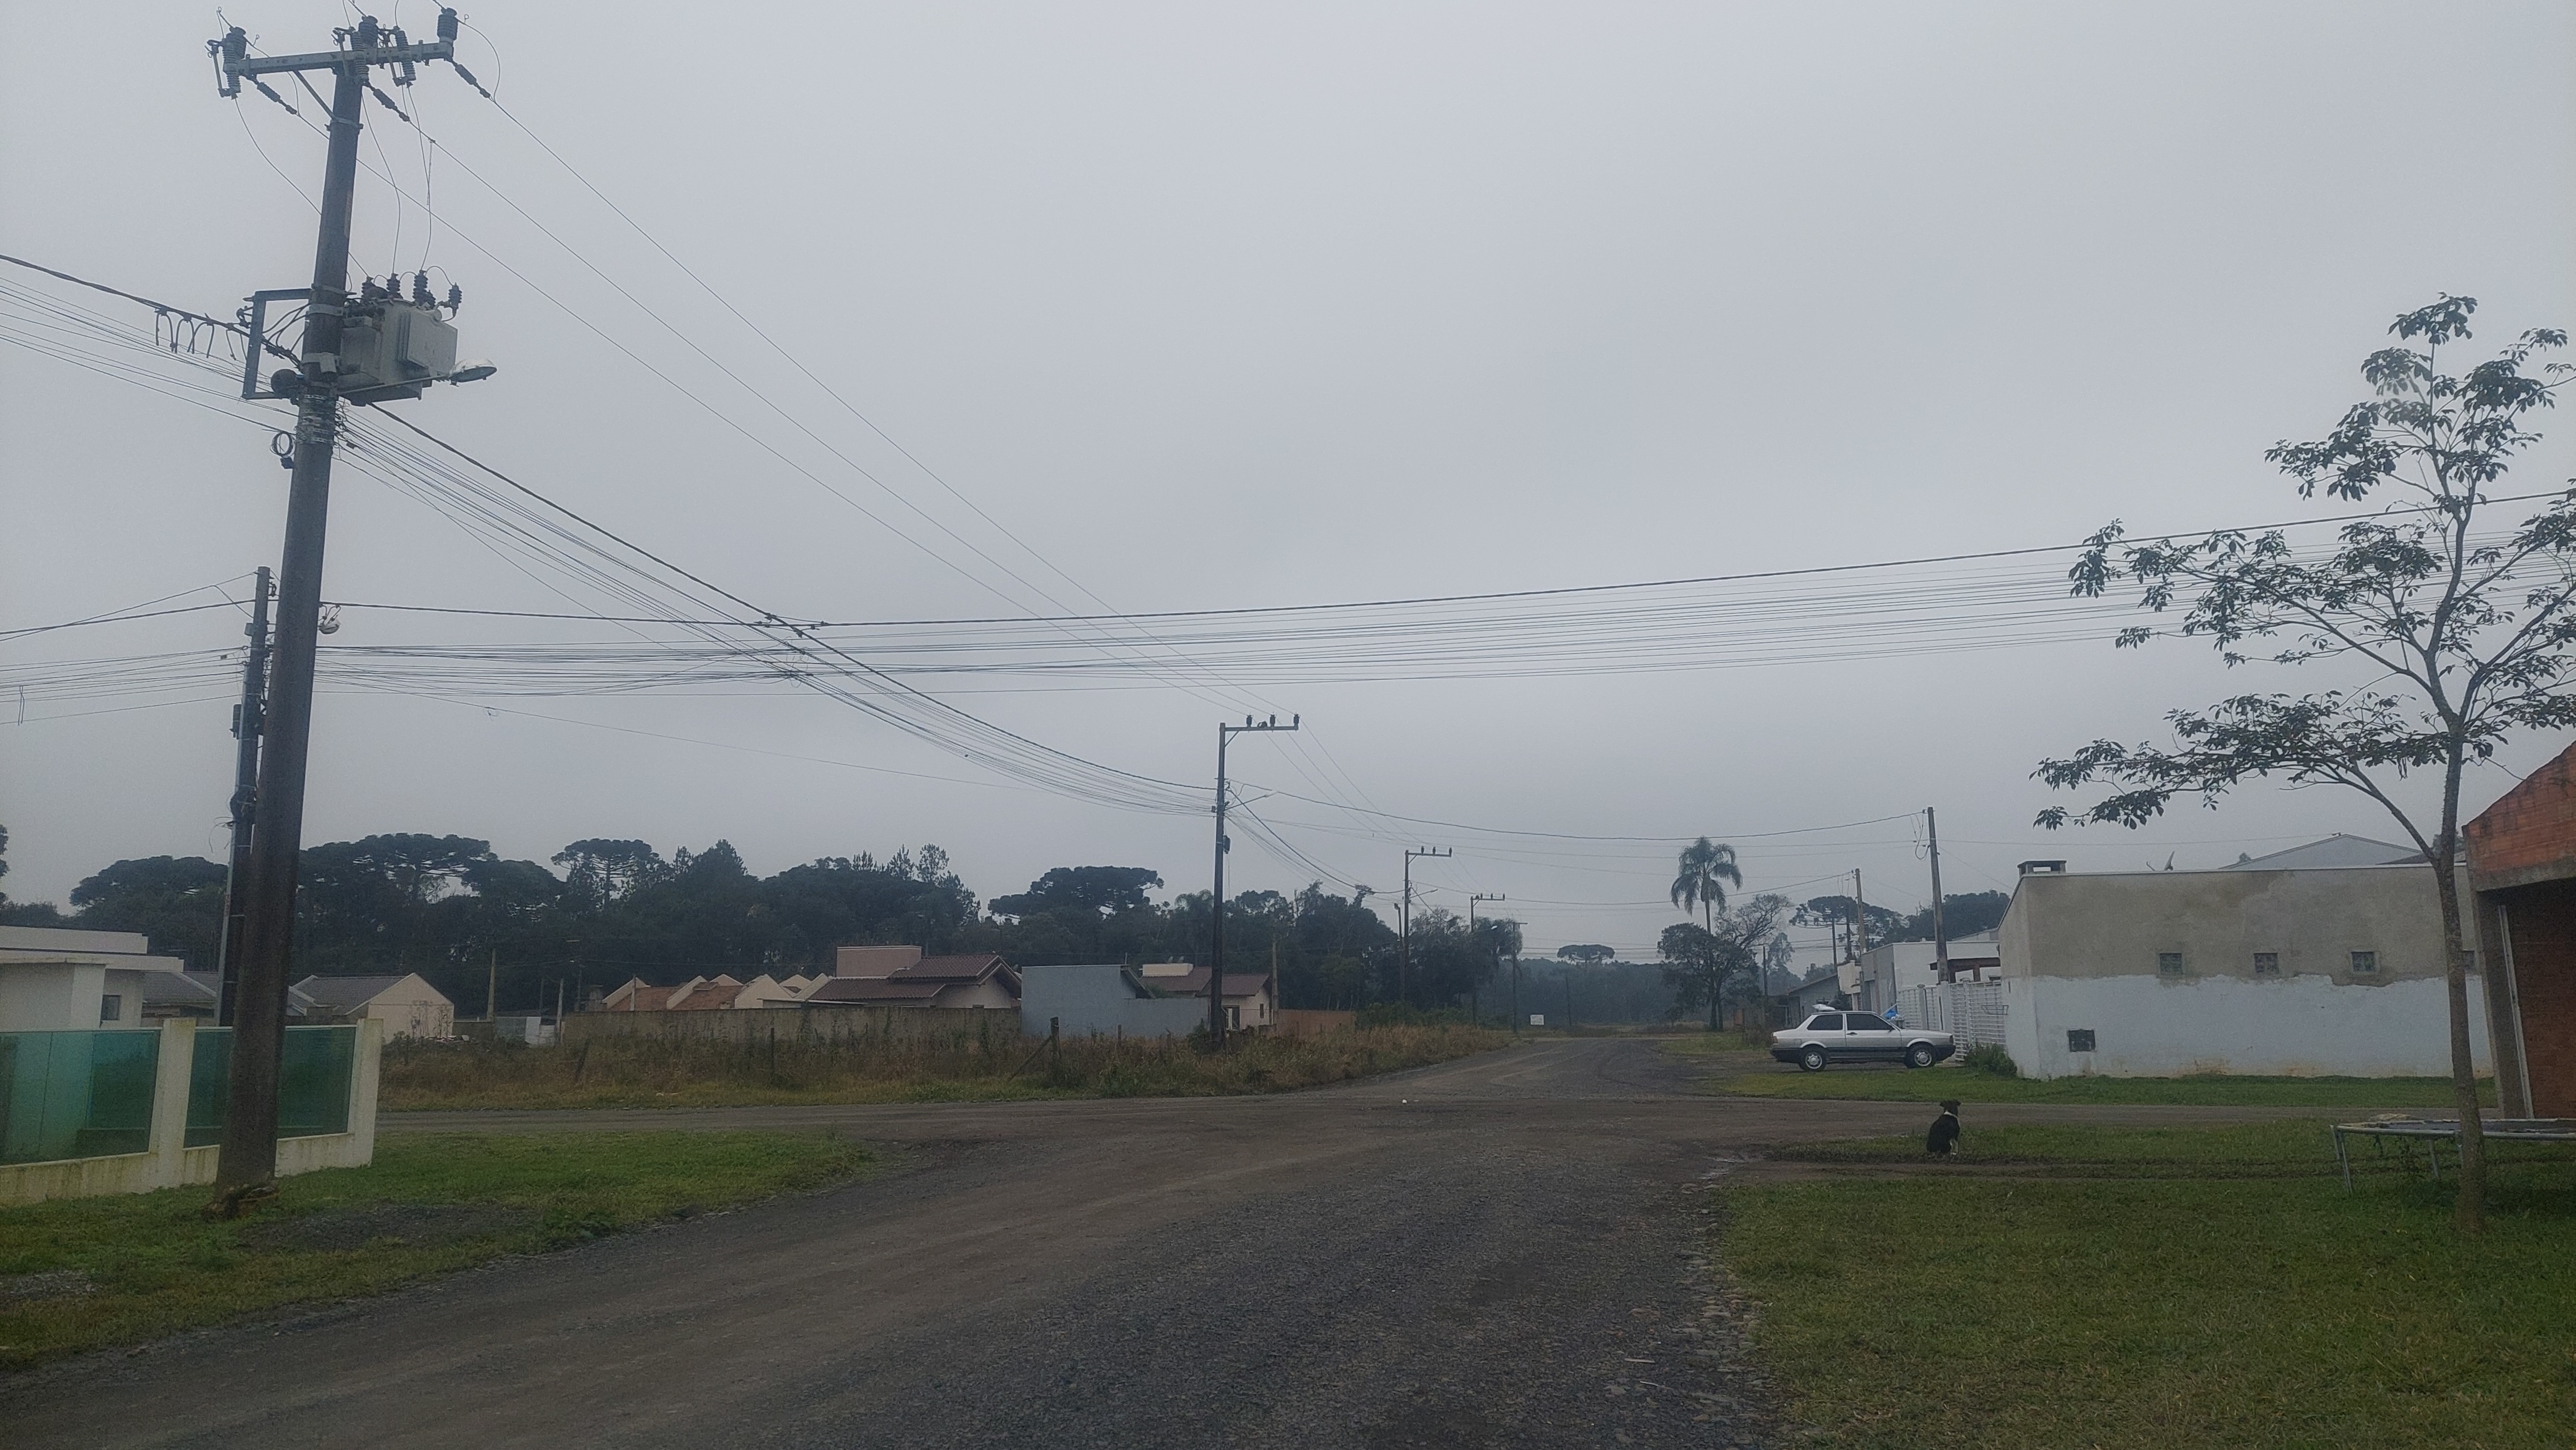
[0,963,110,1031]
[2006,971,2493,1078]
[1020,965,1203,1038]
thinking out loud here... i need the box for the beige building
[731,973,822,1008]
[0,926,185,1032]
[1136,962,1278,1031]
[294,973,457,1039]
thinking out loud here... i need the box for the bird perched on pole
[1925,1099,1962,1157]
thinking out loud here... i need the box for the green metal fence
[0,1029,162,1165]
[185,1026,357,1147]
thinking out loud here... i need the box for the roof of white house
[2222,834,2421,870]
[0,925,185,973]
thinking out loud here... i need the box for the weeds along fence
[380,1021,1505,1108]
[558,1006,998,1047]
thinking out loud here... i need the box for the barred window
[2252,952,2279,975]
[2157,952,2185,975]
[2349,950,2377,974]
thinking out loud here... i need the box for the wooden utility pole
[486,947,498,1022]
[1210,715,1296,1045]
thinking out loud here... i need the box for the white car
[1770,1011,1956,1071]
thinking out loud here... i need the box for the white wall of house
[0,963,97,1031]
[347,975,455,1039]
[1855,936,2001,1016]
[1999,971,2493,1078]
[0,928,186,1032]
[1995,861,2499,1078]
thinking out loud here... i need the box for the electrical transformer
[331,300,459,403]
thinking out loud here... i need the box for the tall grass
[383,1022,1504,1110]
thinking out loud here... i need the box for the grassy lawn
[1663,1037,2494,1107]
[0,1131,868,1370]
[383,1023,1506,1110]
[1723,1121,2576,1448]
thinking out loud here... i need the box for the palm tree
[1671,838,1743,1026]
[1669,838,1741,934]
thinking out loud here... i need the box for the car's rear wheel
[1798,1045,1828,1073]
[1904,1042,1936,1069]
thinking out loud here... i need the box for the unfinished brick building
[2463,742,2576,1117]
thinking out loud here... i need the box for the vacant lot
[0,1131,868,1370]
[382,1022,1505,1110]
[1723,1120,2576,1448]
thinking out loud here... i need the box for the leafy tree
[1555,943,1616,966]
[0,823,56,925]
[1866,892,2015,944]
[1661,893,1789,1029]
[68,856,228,968]
[1400,907,1493,1008]
[1762,931,1797,992]
[2035,296,2571,1234]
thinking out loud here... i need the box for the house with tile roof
[804,946,1019,1011]
[1134,961,1276,1032]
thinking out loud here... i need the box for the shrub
[1962,1043,2020,1078]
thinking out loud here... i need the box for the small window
[2251,952,2279,975]
[99,994,123,1023]
[2350,951,2377,974]
[2157,952,2186,975]
[2067,1028,2097,1052]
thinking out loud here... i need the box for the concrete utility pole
[207,13,479,1196]
[1926,806,1951,986]
[1209,715,1297,1045]
[1399,847,1450,1007]
[1468,893,1503,1024]
[1851,869,1871,1013]
[213,566,271,1026]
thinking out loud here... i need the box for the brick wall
[2498,878,2576,1117]
[2465,741,2576,888]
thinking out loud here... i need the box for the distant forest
[0,826,1598,1018]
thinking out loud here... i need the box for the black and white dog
[1925,1099,1962,1157]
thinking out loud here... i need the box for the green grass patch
[1707,1063,2492,1107]
[0,1131,868,1370]
[1723,1123,2576,1447]
[383,1024,1506,1110]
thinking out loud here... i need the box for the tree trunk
[2430,831,2488,1233]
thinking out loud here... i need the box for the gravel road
[0,1037,2325,1449]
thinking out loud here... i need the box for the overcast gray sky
[4,1,2572,960]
